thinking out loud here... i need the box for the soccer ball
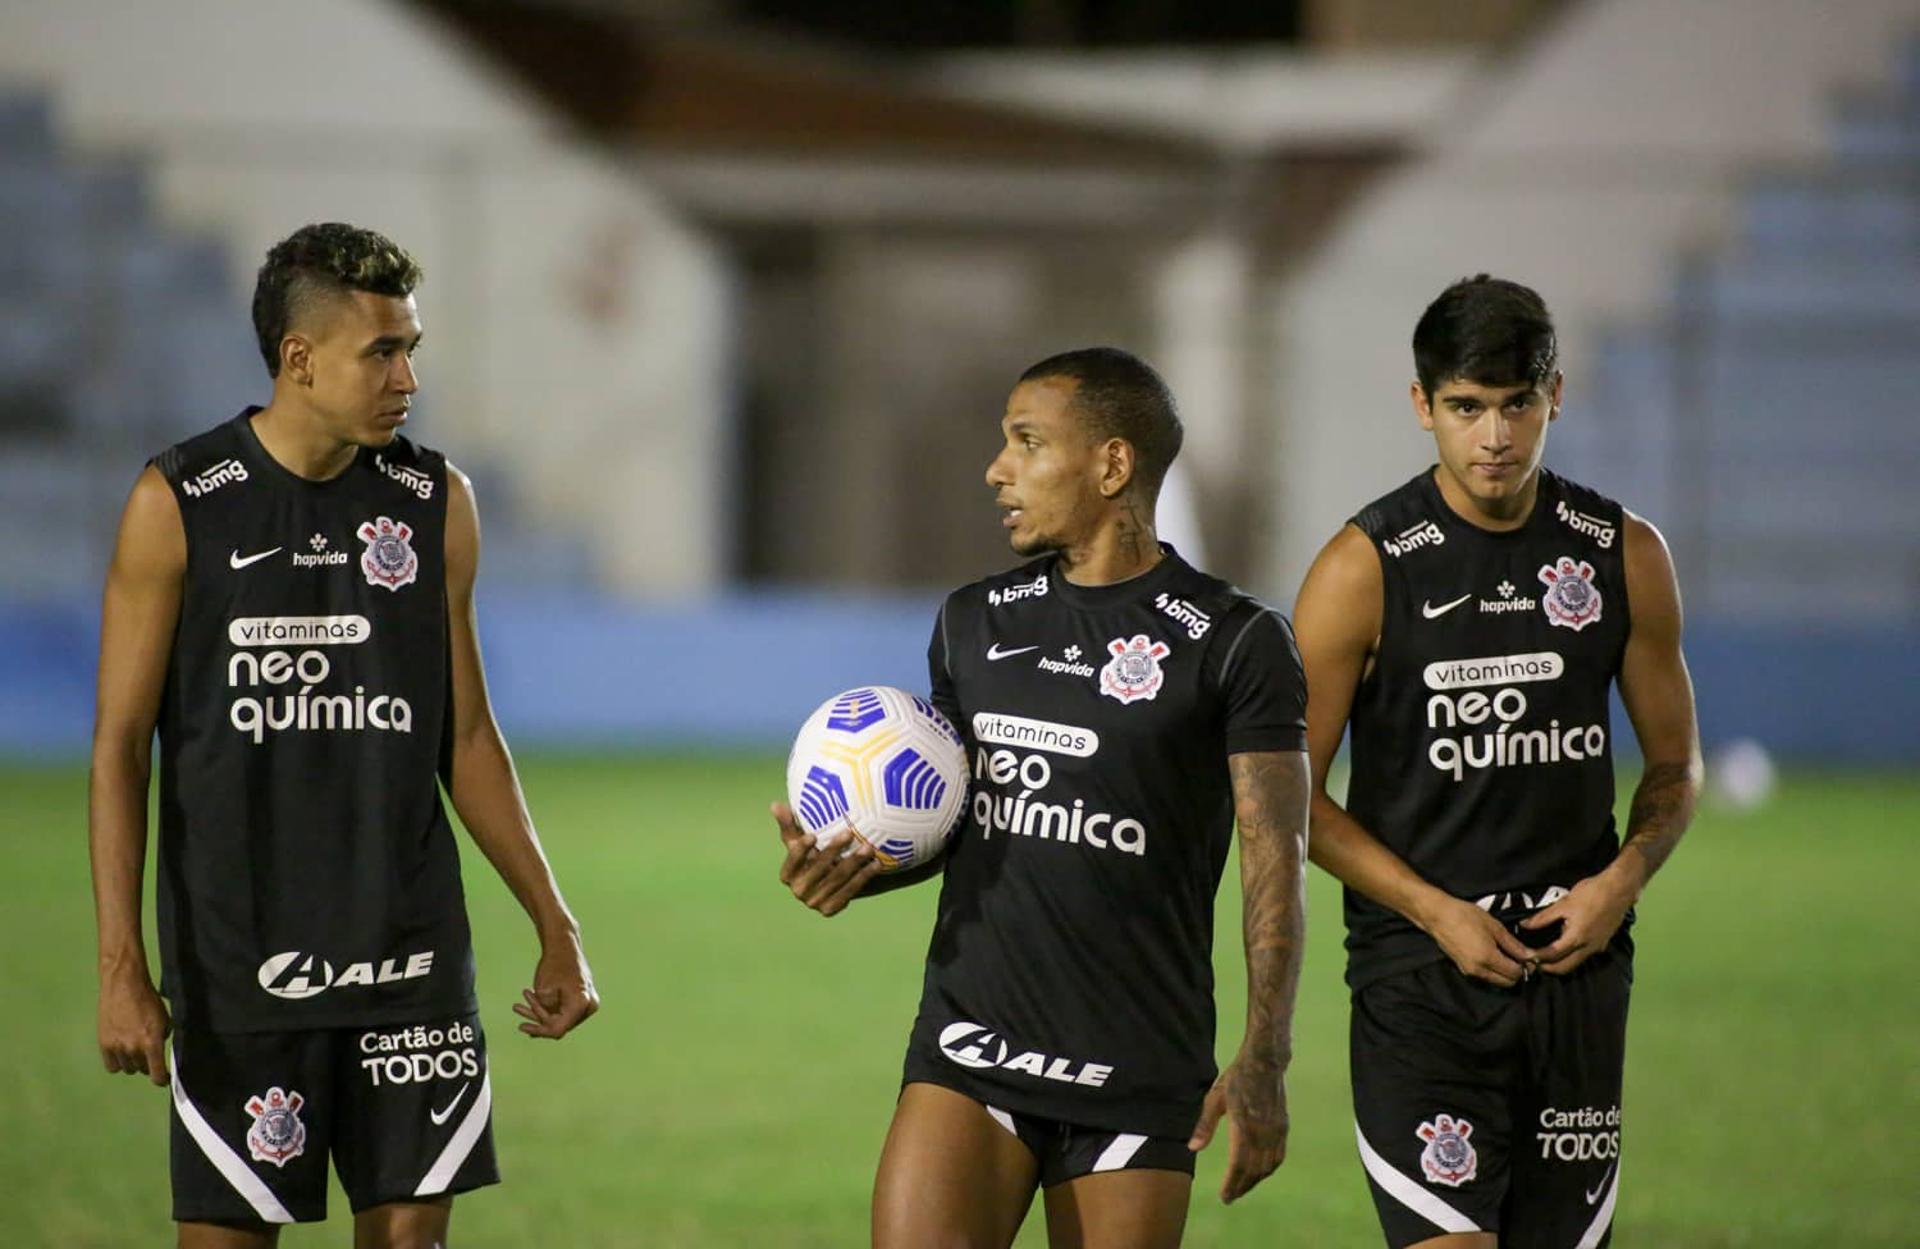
[1707,737,1776,811]
[785,685,968,872]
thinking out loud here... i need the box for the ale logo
[257,951,334,1000]
[938,1021,1010,1070]
[256,950,437,999]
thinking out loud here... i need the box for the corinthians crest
[243,1086,307,1167]
[358,516,418,591]
[1537,555,1602,631]
[1416,1112,1477,1187]
[1100,634,1170,705]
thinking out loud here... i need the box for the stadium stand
[1557,39,1920,626]
[0,85,596,601]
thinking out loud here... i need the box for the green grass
[6,759,1917,1246]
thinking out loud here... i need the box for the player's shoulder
[361,432,447,503]
[150,412,252,498]
[374,430,444,470]
[1161,555,1264,623]
[1540,468,1628,553]
[1349,469,1439,542]
[946,555,1056,617]
[1163,558,1299,676]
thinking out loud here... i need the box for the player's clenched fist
[774,802,880,917]
[98,970,172,1087]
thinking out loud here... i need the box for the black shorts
[168,1012,498,1224]
[900,1046,1196,1188]
[1349,954,1629,1249]
[979,1100,1196,1187]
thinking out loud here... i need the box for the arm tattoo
[1620,759,1699,883]
[1230,751,1310,1083]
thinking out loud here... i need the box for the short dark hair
[252,223,423,376]
[1412,275,1557,397]
[1017,347,1183,499]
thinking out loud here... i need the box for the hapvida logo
[293,533,348,568]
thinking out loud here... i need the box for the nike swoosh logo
[430,1081,471,1126]
[1421,593,1472,619]
[229,547,282,570]
[986,643,1039,661]
[1586,1158,1618,1205]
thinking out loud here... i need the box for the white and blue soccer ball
[785,685,968,872]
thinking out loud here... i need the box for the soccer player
[1291,276,1702,1248]
[89,223,599,1248]
[775,348,1311,1249]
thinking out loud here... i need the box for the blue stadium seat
[1584,39,1920,624]
[1831,100,1920,163]
[0,92,52,156]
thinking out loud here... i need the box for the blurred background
[2,1,1917,1245]
[1,0,1915,755]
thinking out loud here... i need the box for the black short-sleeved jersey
[905,547,1307,1139]
[1343,468,1632,989]
[150,410,476,1032]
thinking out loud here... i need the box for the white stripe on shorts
[1354,1121,1480,1234]
[985,1104,1018,1137]
[1575,1162,1620,1249]
[1091,1132,1149,1173]
[168,1042,295,1224]
[414,1070,492,1197]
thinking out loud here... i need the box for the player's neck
[1432,463,1540,533]
[1057,503,1163,586]
[250,401,361,482]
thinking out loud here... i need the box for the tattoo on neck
[1116,494,1154,567]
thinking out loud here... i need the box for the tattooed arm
[1188,749,1310,1204]
[1524,512,1703,973]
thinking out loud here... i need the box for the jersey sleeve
[1217,606,1307,755]
[927,595,962,731]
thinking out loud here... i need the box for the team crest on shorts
[1100,634,1170,704]
[1416,1113,1477,1187]
[243,1086,307,1168]
[357,516,418,591]
[1537,556,1602,631]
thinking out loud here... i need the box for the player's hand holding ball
[774,801,881,917]
[775,686,967,917]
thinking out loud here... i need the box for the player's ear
[1412,381,1435,431]
[280,334,313,388]
[1548,371,1564,421]
[1099,437,1135,499]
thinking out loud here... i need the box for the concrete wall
[1264,0,1920,597]
[0,0,729,596]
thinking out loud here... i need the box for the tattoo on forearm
[1621,759,1699,881]
[1229,752,1309,1094]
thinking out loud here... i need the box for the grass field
[5,758,1917,1247]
